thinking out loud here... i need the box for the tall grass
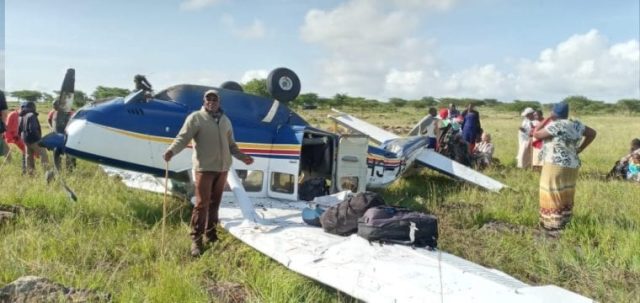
[1,105,638,302]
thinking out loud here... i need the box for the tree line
[9,86,132,108]
[7,79,640,115]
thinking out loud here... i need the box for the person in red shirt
[6,107,26,154]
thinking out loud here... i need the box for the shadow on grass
[127,196,192,228]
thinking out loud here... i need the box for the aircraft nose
[40,132,66,150]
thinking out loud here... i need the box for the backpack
[357,206,438,248]
[19,113,41,144]
[298,177,329,201]
[320,191,386,236]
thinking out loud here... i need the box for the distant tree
[331,94,350,107]
[92,86,130,100]
[73,91,90,108]
[562,95,592,113]
[482,98,501,107]
[389,98,407,107]
[419,96,438,106]
[292,93,320,108]
[10,90,43,102]
[42,92,55,103]
[616,99,640,114]
[501,100,541,114]
[243,79,270,99]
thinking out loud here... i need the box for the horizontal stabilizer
[328,109,399,145]
[415,149,506,192]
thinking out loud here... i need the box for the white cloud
[221,15,266,40]
[300,0,437,98]
[180,0,222,11]
[514,30,640,101]
[301,0,639,104]
[385,69,424,95]
[391,0,458,10]
[241,69,269,83]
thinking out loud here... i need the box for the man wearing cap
[516,107,535,168]
[163,89,254,257]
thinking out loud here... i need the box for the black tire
[267,67,300,103]
[220,81,244,92]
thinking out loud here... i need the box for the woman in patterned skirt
[532,103,596,231]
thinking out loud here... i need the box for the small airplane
[37,68,594,303]
[42,67,504,201]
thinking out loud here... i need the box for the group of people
[417,102,600,233]
[414,104,493,169]
[0,90,75,178]
[1,91,49,176]
[609,138,640,182]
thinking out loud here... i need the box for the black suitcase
[357,206,438,248]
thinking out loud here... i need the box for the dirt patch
[207,281,249,303]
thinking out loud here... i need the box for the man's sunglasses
[205,95,219,102]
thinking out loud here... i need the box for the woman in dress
[530,110,544,171]
[517,107,535,169]
[533,103,596,231]
[461,104,482,154]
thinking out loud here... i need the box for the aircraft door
[266,128,303,201]
[335,135,369,193]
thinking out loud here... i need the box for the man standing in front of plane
[163,89,254,257]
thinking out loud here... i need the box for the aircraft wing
[328,109,399,145]
[415,149,506,192]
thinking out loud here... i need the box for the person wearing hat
[18,101,50,176]
[163,89,254,257]
[516,107,535,168]
[533,102,596,232]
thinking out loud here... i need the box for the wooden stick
[162,160,169,256]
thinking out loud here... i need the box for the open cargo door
[334,135,369,193]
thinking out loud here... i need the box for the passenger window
[340,177,358,193]
[271,172,295,194]
[238,170,263,192]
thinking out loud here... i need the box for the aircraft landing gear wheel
[267,67,300,103]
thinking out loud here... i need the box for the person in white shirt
[473,133,494,169]
[516,107,535,168]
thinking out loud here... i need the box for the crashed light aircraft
[41,68,591,303]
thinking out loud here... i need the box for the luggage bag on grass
[320,191,385,236]
[357,206,438,248]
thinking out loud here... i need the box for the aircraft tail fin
[328,109,399,145]
[415,149,506,192]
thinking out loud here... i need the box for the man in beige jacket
[163,89,253,257]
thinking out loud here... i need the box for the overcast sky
[3,0,639,102]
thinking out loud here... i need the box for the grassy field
[1,103,639,302]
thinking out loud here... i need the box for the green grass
[1,105,639,302]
